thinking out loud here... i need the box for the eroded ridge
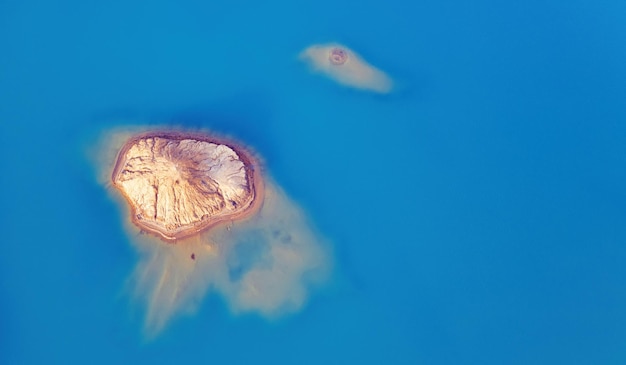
[112,133,262,241]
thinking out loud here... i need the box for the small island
[111,131,264,242]
[299,43,394,94]
[329,47,348,65]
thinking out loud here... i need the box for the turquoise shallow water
[2,0,626,364]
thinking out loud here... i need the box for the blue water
[2,0,626,364]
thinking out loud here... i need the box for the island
[299,43,394,93]
[111,131,264,242]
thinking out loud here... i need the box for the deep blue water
[2,0,626,364]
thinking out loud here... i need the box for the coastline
[111,130,266,243]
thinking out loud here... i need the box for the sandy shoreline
[111,130,265,243]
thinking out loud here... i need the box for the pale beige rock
[112,132,263,241]
[299,43,393,93]
[93,127,330,338]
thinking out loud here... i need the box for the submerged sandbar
[299,43,394,93]
[112,131,264,242]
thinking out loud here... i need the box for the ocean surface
[2,0,626,364]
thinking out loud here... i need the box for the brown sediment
[111,130,265,243]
